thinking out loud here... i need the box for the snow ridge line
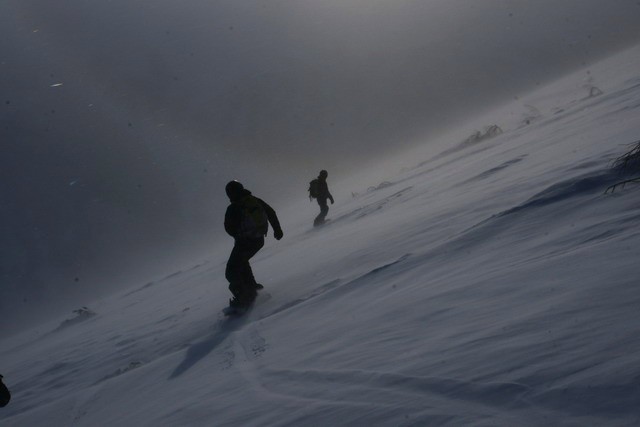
[262,254,412,319]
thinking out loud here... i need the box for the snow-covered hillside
[2,45,640,426]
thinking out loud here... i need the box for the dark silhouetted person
[313,170,334,226]
[0,374,10,408]
[224,180,283,309]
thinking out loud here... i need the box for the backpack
[238,196,268,238]
[308,179,319,199]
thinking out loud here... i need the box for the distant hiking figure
[0,374,10,408]
[309,170,334,227]
[224,181,283,311]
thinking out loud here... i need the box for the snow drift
[1,44,640,426]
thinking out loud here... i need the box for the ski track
[168,254,416,382]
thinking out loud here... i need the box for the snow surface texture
[2,45,640,427]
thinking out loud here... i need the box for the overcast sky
[2,0,640,324]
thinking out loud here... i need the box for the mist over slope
[1,43,640,426]
[3,0,640,329]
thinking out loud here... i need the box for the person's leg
[240,238,264,297]
[226,238,265,305]
[314,199,329,226]
[321,201,329,219]
[225,242,245,301]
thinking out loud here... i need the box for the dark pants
[225,237,264,302]
[314,198,329,226]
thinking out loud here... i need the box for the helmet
[225,180,245,200]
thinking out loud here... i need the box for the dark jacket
[225,189,282,240]
[317,178,334,203]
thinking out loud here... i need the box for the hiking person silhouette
[224,180,283,309]
[313,170,334,226]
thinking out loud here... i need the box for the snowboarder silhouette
[311,170,334,226]
[0,374,10,408]
[224,181,283,310]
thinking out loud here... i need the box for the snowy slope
[2,44,640,426]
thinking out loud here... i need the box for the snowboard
[222,291,270,317]
[223,303,252,317]
[313,218,331,228]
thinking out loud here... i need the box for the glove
[274,228,284,240]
